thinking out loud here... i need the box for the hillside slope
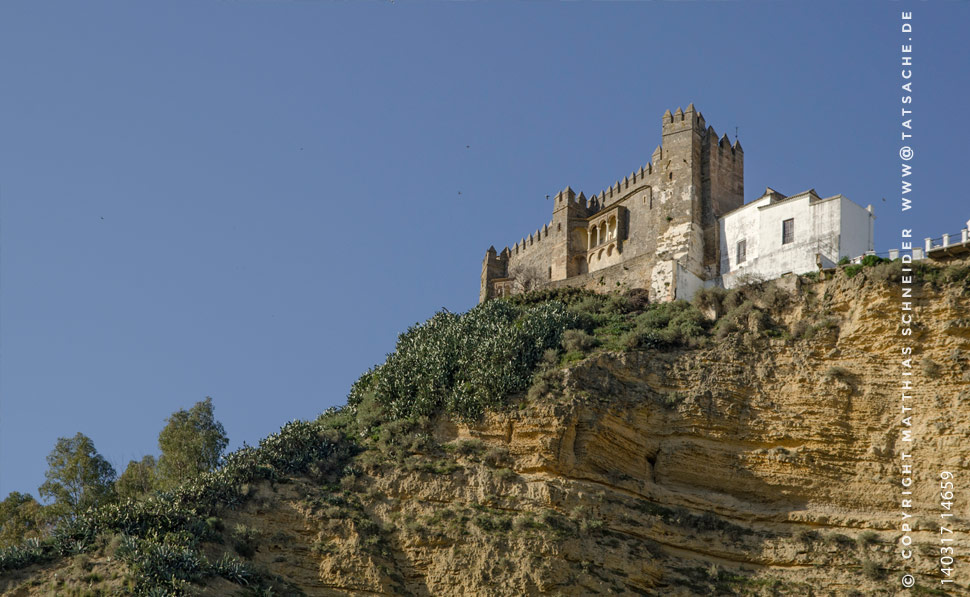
[2,259,968,596]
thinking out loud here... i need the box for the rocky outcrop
[4,266,968,596]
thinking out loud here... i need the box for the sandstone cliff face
[321,271,968,596]
[3,267,968,596]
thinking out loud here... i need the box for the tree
[115,455,157,500]
[508,263,545,294]
[38,433,116,519]
[0,492,47,547]
[156,397,228,489]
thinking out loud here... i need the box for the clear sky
[1,1,967,498]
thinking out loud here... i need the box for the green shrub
[908,261,970,288]
[828,533,856,549]
[625,288,651,311]
[493,468,516,482]
[712,317,739,340]
[791,316,838,341]
[349,300,581,421]
[483,446,511,468]
[231,524,261,559]
[622,301,708,349]
[539,348,559,368]
[0,537,46,572]
[561,329,597,353]
[537,509,572,535]
[115,534,205,594]
[941,262,970,284]
[211,553,257,585]
[869,260,902,284]
[859,254,888,268]
[711,300,775,340]
[692,286,727,316]
[560,350,586,364]
[824,366,853,382]
[472,511,512,533]
[526,369,556,401]
[450,439,485,458]
[844,264,864,278]
[861,559,884,580]
[761,283,790,310]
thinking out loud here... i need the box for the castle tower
[480,246,508,302]
[550,187,589,280]
[655,104,743,288]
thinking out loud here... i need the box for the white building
[718,187,875,288]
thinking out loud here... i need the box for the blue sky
[1,1,966,498]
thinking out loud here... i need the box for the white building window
[782,219,794,244]
[737,239,746,263]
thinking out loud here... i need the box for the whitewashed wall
[838,196,875,259]
[719,191,874,288]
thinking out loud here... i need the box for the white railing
[924,228,969,252]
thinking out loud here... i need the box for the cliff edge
[2,259,968,596]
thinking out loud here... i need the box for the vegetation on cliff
[2,256,969,596]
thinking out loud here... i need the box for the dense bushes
[349,300,582,421]
[914,260,970,287]
[560,291,708,351]
[348,289,724,422]
[844,254,891,278]
[621,301,708,349]
[114,534,257,594]
[0,418,354,594]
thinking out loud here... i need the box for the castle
[480,105,875,302]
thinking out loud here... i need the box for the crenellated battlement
[661,103,705,134]
[506,220,555,256]
[662,104,743,156]
[584,161,654,214]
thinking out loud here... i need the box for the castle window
[737,239,746,263]
[548,266,552,280]
[782,219,794,244]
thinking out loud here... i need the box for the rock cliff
[3,260,968,596]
